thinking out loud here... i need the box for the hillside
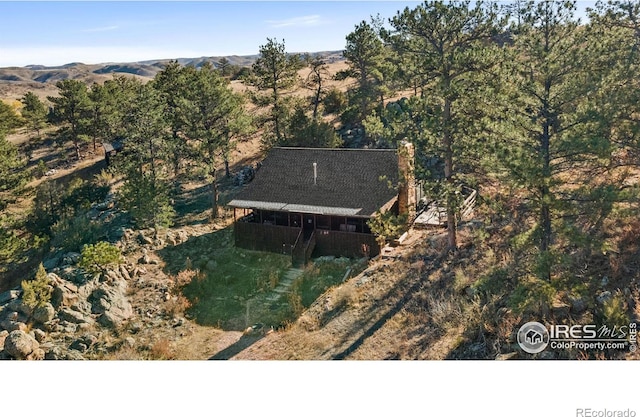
[0,51,344,101]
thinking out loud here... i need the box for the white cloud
[266,15,323,28]
[81,25,119,33]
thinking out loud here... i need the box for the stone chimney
[398,140,416,222]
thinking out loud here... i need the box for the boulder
[4,330,41,360]
[5,299,32,316]
[45,346,85,360]
[138,232,154,246]
[104,269,122,282]
[1,316,27,332]
[33,303,56,324]
[46,272,65,286]
[0,330,8,347]
[42,255,61,271]
[89,285,133,328]
[33,329,46,343]
[119,265,131,281]
[58,308,95,326]
[51,285,79,309]
[70,334,97,353]
[61,322,79,333]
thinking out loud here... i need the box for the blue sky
[0,1,596,67]
[0,1,424,67]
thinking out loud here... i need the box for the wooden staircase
[292,230,316,267]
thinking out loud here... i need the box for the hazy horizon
[0,1,422,67]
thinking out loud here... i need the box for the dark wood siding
[234,221,301,255]
[314,229,380,258]
[235,222,380,259]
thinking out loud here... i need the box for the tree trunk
[313,86,321,120]
[210,167,219,219]
[225,158,231,178]
[74,140,81,161]
[443,96,457,251]
[540,95,552,281]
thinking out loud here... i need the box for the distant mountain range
[0,51,344,85]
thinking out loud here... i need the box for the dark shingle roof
[228,147,399,217]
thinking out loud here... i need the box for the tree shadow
[327,253,447,360]
[172,183,212,227]
[209,332,265,360]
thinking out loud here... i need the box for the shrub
[79,241,123,274]
[50,215,102,252]
[367,211,408,246]
[118,174,175,228]
[323,88,347,115]
[149,339,175,360]
[600,294,629,330]
[22,263,52,309]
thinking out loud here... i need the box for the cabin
[102,139,124,167]
[228,143,417,266]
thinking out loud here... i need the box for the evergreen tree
[20,92,47,139]
[494,0,610,280]
[304,54,331,119]
[0,100,23,137]
[339,19,392,125]
[388,0,504,251]
[48,79,92,160]
[249,38,303,148]
[0,132,28,196]
[153,61,190,176]
[179,63,249,218]
[117,83,175,228]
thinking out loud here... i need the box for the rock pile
[0,265,136,360]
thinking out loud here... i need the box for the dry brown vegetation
[2,52,639,361]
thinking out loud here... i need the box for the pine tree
[116,83,175,228]
[48,79,92,160]
[339,19,393,125]
[20,92,47,139]
[0,100,23,137]
[493,0,611,280]
[179,63,249,218]
[249,38,303,148]
[388,0,504,251]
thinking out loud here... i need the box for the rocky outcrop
[89,282,133,328]
[33,303,56,324]
[4,330,44,360]
[58,308,95,326]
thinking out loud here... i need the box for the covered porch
[232,207,380,263]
